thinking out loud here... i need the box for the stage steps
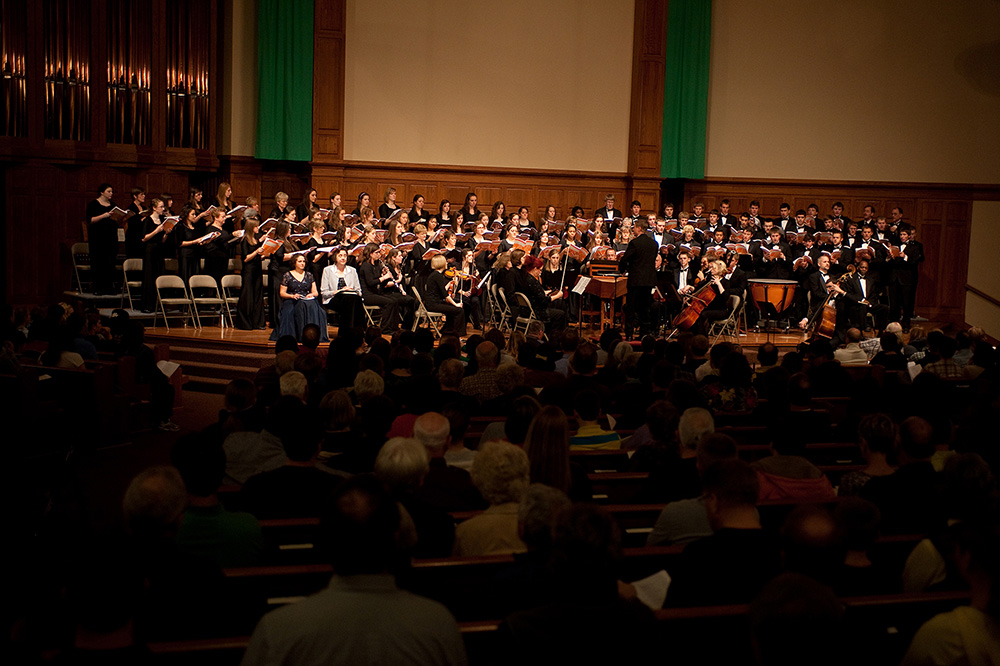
[146,335,274,394]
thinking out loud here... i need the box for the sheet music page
[572,276,591,295]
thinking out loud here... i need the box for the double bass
[808,265,855,340]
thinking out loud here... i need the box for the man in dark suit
[889,225,924,331]
[619,217,658,339]
[843,259,889,331]
[799,255,849,338]
[597,194,623,222]
[755,228,793,280]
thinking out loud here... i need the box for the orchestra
[89,186,927,343]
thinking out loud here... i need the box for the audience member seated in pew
[666,459,781,607]
[413,411,487,512]
[834,497,902,597]
[172,434,263,568]
[113,318,177,432]
[860,416,943,535]
[477,394,541,448]
[121,466,232,640]
[524,406,593,503]
[499,504,656,664]
[749,573,850,666]
[201,379,266,447]
[238,398,344,519]
[903,453,997,593]
[632,405,710,503]
[838,413,897,497]
[441,403,476,470]
[647,432,739,547]
[568,390,622,451]
[901,519,1000,666]
[454,441,530,557]
[375,437,455,558]
[751,421,836,503]
[241,475,467,666]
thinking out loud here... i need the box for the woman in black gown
[175,206,205,287]
[140,197,171,312]
[202,208,234,288]
[237,216,266,330]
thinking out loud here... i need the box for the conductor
[619,216,658,339]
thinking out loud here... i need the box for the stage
[139,318,814,392]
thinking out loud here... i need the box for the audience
[14,299,1000,663]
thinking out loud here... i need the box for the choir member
[236,214,266,330]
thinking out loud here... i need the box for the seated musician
[667,249,700,321]
[693,259,740,335]
[843,259,889,332]
[798,254,849,338]
[358,243,403,334]
[423,254,466,336]
[522,256,567,335]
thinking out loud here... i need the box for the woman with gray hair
[453,441,530,556]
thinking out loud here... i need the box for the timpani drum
[748,278,798,318]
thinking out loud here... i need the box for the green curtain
[660,0,712,179]
[255,0,314,161]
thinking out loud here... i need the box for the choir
[89,186,923,342]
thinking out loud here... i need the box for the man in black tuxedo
[619,217,658,339]
[830,201,852,228]
[799,255,849,338]
[775,203,794,231]
[718,199,738,229]
[597,194,623,222]
[755,228,793,280]
[843,259,889,331]
[825,229,854,278]
[889,225,924,331]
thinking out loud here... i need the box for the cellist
[799,254,849,339]
[693,259,740,335]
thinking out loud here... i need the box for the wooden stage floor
[144,321,811,351]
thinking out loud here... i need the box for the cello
[671,278,718,330]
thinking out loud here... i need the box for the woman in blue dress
[275,254,329,342]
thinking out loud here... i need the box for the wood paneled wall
[4,162,193,305]
[683,178,1000,325]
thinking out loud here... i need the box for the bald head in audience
[122,466,187,539]
[413,411,451,458]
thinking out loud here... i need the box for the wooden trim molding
[967,284,1000,310]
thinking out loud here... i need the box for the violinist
[454,248,483,331]
[359,243,403,334]
[522,255,567,335]
[423,255,466,337]
[382,248,415,330]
